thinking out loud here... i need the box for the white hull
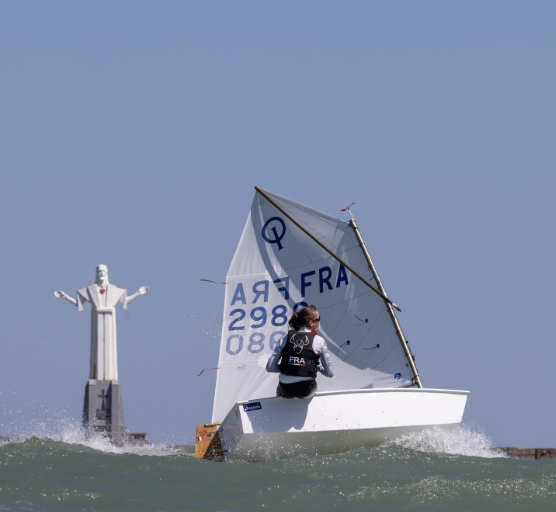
[217,388,469,461]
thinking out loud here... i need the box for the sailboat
[196,187,468,462]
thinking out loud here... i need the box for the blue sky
[1,1,555,446]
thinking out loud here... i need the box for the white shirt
[266,326,335,383]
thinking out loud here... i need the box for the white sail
[212,189,415,422]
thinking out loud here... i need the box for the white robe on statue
[77,284,128,380]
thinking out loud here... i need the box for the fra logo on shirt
[289,356,306,366]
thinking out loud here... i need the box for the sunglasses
[312,317,321,322]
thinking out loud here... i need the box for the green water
[0,428,554,511]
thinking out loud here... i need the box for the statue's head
[96,264,109,286]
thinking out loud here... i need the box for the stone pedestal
[82,379,126,433]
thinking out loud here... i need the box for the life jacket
[279,330,320,378]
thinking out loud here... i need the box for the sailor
[266,305,334,399]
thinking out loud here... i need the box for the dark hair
[288,305,318,331]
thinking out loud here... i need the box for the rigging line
[354,314,368,326]
[198,367,220,376]
[342,304,387,363]
[369,341,398,366]
[323,295,379,349]
[336,340,351,355]
[322,291,383,342]
[255,186,401,312]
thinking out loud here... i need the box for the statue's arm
[54,290,78,307]
[125,286,149,306]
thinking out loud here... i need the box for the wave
[1,409,500,461]
[0,414,187,457]
[389,423,505,458]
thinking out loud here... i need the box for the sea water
[0,422,554,512]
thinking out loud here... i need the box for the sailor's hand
[54,290,66,299]
[138,286,149,295]
[317,362,325,373]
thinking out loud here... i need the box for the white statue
[55,265,149,381]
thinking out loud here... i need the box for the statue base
[106,431,151,447]
[83,379,126,433]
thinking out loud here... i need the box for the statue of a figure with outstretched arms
[55,264,149,381]
[55,264,149,437]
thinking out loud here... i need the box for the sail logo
[262,217,286,250]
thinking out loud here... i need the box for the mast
[349,219,423,388]
[255,187,401,312]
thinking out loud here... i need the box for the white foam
[3,414,181,456]
[390,424,505,458]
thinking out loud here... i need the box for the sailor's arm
[266,333,287,373]
[125,286,149,306]
[54,291,77,307]
[314,337,335,378]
